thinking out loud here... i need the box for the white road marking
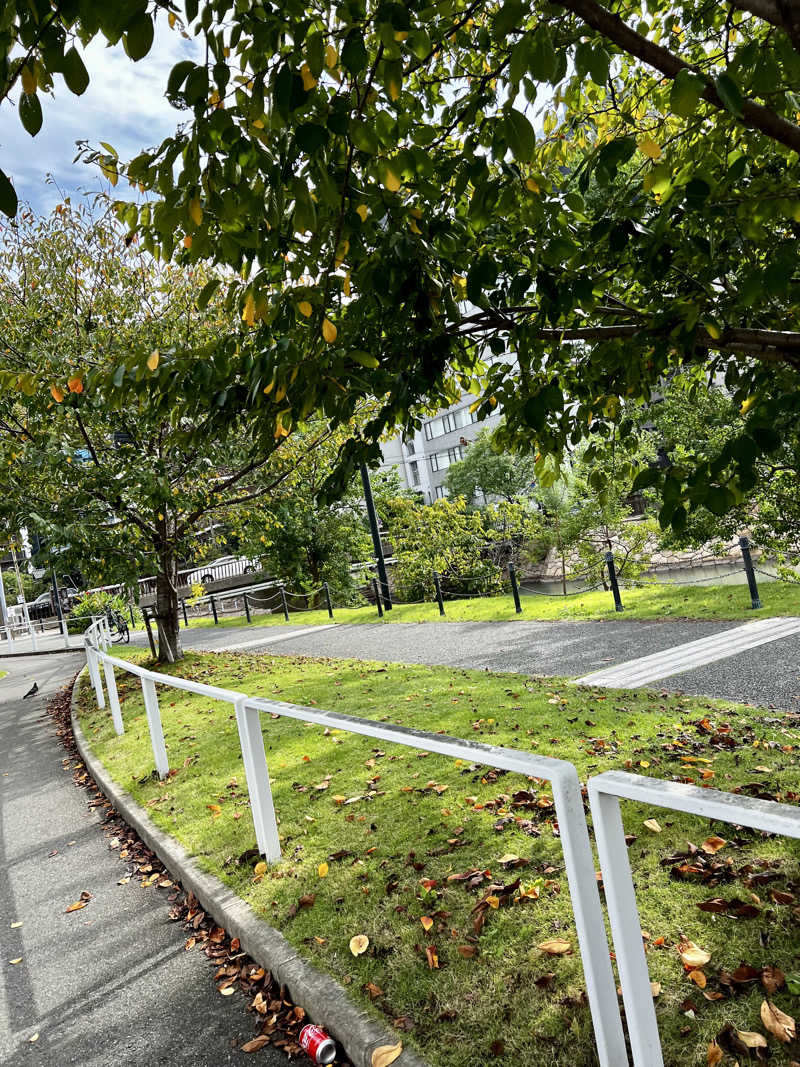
[201,624,337,652]
[574,616,800,688]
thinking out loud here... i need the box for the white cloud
[0,18,202,213]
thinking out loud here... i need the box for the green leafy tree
[3,1,800,534]
[444,425,536,503]
[0,199,338,661]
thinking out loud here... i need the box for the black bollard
[244,594,251,623]
[181,599,188,626]
[210,595,219,625]
[508,562,522,614]
[739,536,762,609]
[323,582,334,619]
[130,605,136,627]
[280,586,290,622]
[433,570,445,616]
[373,578,384,617]
[605,552,624,612]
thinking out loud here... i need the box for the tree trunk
[155,546,182,663]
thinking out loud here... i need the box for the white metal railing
[80,629,800,1067]
[0,612,73,652]
[588,771,800,1067]
[80,630,626,1065]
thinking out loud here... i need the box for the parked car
[28,591,56,620]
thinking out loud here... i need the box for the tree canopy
[2,0,800,533]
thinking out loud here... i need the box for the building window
[435,485,448,499]
[410,461,420,485]
[422,405,481,442]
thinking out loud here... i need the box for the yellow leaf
[325,44,338,68]
[643,819,662,833]
[349,934,369,956]
[65,901,88,913]
[740,396,756,415]
[298,300,313,318]
[638,138,662,160]
[50,385,64,403]
[254,861,267,876]
[387,73,401,101]
[707,1042,723,1066]
[700,836,726,854]
[67,375,83,394]
[9,958,22,965]
[183,234,192,249]
[537,939,572,955]
[356,204,368,222]
[688,969,707,988]
[408,217,421,234]
[384,167,402,193]
[420,915,434,931]
[207,803,222,817]
[219,986,235,996]
[20,65,37,94]
[650,981,661,997]
[343,272,351,297]
[242,291,255,327]
[263,380,275,395]
[318,862,329,878]
[372,1042,403,1067]
[705,322,721,340]
[679,941,711,969]
[300,63,316,91]
[147,350,160,372]
[168,11,177,27]
[189,196,203,226]
[322,318,338,343]
[525,177,540,193]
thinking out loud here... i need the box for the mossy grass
[77,650,800,1066]
[181,579,799,632]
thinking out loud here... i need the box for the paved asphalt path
[162,618,800,712]
[0,652,289,1066]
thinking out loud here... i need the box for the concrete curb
[70,668,428,1067]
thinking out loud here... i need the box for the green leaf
[715,72,744,117]
[493,0,525,37]
[197,279,221,310]
[351,351,380,368]
[341,32,368,75]
[631,466,662,492]
[670,69,705,118]
[19,92,42,136]
[504,109,535,162]
[63,47,90,95]
[529,27,556,82]
[350,120,379,154]
[295,123,329,153]
[124,13,154,61]
[167,60,196,95]
[704,485,732,516]
[0,168,17,217]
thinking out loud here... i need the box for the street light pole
[360,462,392,610]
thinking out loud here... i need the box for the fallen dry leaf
[643,819,662,833]
[762,965,786,994]
[688,969,707,989]
[318,862,329,878]
[10,922,22,929]
[420,916,434,932]
[65,901,88,913]
[707,1042,723,1066]
[254,861,267,876]
[28,1034,38,1043]
[760,999,796,1043]
[679,941,711,969]
[736,1028,768,1049]
[537,939,572,956]
[219,986,235,996]
[350,934,369,956]
[425,945,439,969]
[701,836,727,854]
[458,945,477,958]
[9,958,22,965]
[241,1035,271,1052]
[372,1042,403,1067]
[650,982,661,997]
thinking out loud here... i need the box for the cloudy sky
[1,22,201,214]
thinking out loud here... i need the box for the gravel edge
[70,667,429,1067]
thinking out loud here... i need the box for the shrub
[68,591,140,634]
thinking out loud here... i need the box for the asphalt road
[0,652,290,1066]
[165,618,800,712]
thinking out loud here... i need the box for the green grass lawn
[183,579,800,632]
[76,650,800,1067]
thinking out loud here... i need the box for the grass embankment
[184,580,799,631]
[77,650,800,1067]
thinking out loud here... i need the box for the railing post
[279,585,289,623]
[739,535,762,609]
[140,676,169,780]
[85,643,105,709]
[235,698,281,862]
[373,578,384,617]
[210,595,219,625]
[103,659,125,736]
[130,604,136,628]
[323,581,334,619]
[433,570,445,616]
[605,551,624,612]
[142,609,157,658]
[243,593,251,624]
[181,599,188,627]
[508,561,522,614]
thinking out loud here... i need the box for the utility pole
[360,462,392,610]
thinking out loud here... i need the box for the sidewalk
[0,653,289,1065]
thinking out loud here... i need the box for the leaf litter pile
[46,678,354,1064]
[76,650,800,1066]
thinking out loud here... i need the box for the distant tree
[444,426,536,504]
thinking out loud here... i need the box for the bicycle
[105,608,130,644]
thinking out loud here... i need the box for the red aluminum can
[299,1024,336,1064]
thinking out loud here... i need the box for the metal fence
[80,623,800,1066]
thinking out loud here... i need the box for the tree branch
[555,0,800,153]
